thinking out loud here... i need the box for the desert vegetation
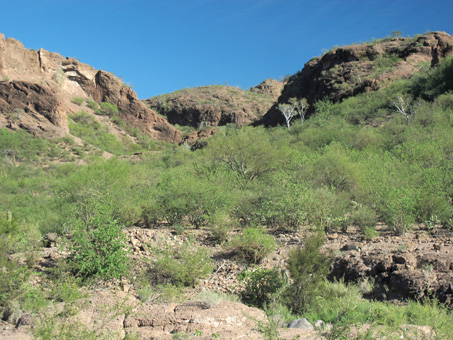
[0,50,452,338]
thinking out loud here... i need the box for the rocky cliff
[0,34,181,142]
[260,31,453,126]
[144,79,283,128]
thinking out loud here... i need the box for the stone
[314,320,325,329]
[341,244,359,251]
[0,34,182,143]
[288,318,314,330]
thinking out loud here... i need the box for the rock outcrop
[144,80,283,129]
[260,31,453,126]
[0,33,181,142]
[329,231,453,305]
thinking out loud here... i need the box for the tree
[393,95,418,124]
[277,97,309,129]
[289,97,309,126]
[204,126,287,183]
[277,103,296,130]
[391,31,402,39]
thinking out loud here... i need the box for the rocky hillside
[0,34,181,143]
[260,31,453,126]
[144,79,283,128]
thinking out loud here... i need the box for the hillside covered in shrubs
[1,33,453,339]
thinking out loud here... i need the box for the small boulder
[288,318,314,330]
[341,244,359,252]
[314,320,325,329]
[44,232,59,247]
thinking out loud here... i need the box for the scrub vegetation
[1,55,452,338]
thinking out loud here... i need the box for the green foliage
[97,102,119,117]
[204,126,288,184]
[71,96,84,106]
[86,97,98,111]
[68,111,131,155]
[229,227,276,263]
[351,204,377,231]
[285,232,332,314]
[68,201,129,280]
[153,242,213,287]
[240,268,287,308]
[303,280,453,340]
[411,56,453,100]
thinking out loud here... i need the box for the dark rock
[341,244,358,251]
[259,31,453,126]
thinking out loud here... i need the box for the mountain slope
[260,31,453,126]
[0,34,182,143]
[144,79,283,128]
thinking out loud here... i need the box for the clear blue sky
[1,0,452,99]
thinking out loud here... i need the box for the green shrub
[240,268,287,308]
[71,97,84,106]
[351,204,377,231]
[208,211,234,244]
[285,232,332,314]
[229,227,275,264]
[69,201,129,280]
[86,98,98,111]
[154,242,213,287]
[97,102,119,117]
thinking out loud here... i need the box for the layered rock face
[261,31,453,126]
[144,79,283,129]
[0,34,181,142]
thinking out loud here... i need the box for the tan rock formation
[0,33,182,142]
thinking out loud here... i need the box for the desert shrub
[285,232,332,314]
[303,187,351,232]
[68,201,129,280]
[97,102,119,117]
[231,190,265,227]
[351,204,377,231]
[229,227,275,264]
[380,186,416,235]
[86,97,98,110]
[208,211,234,244]
[412,55,453,100]
[154,242,213,287]
[68,112,129,155]
[259,176,306,233]
[71,96,84,106]
[312,145,363,193]
[240,268,287,308]
[152,167,233,228]
[203,126,288,184]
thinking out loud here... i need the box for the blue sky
[1,0,452,99]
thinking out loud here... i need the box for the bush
[285,232,332,314]
[229,227,276,264]
[351,204,377,231]
[69,201,129,280]
[71,97,84,106]
[86,98,98,111]
[153,242,213,287]
[240,268,287,308]
[97,102,119,117]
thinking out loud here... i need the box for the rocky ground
[1,224,451,339]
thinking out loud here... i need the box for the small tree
[285,232,332,314]
[393,95,418,124]
[289,97,309,126]
[277,97,309,129]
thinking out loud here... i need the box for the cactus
[6,210,12,222]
